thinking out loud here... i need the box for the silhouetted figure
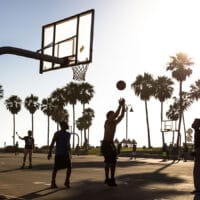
[15,141,19,155]
[101,98,125,186]
[75,144,80,155]
[117,142,122,155]
[48,121,71,189]
[182,143,189,162]
[192,119,200,195]
[162,143,169,161]
[17,130,34,169]
[130,144,137,160]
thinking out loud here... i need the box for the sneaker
[50,183,58,189]
[110,178,117,187]
[104,178,113,186]
[64,180,70,188]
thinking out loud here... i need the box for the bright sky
[1,0,200,148]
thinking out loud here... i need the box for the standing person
[17,130,34,169]
[15,141,19,156]
[48,121,71,189]
[130,143,137,160]
[192,119,200,194]
[101,98,125,186]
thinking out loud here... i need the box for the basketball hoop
[72,63,88,81]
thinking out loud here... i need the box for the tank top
[55,131,71,155]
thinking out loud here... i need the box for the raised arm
[16,132,24,140]
[115,98,126,124]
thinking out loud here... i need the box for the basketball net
[72,63,88,81]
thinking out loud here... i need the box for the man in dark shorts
[48,121,71,189]
[17,130,34,169]
[101,98,125,186]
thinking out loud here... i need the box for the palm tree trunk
[88,128,90,146]
[47,115,50,146]
[81,130,83,147]
[172,131,175,145]
[177,81,183,147]
[32,113,34,137]
[72,104,75,148]
[182,113,186,145]
[145,100,151,148]
[161,101,165,147]
[13,114,15,146]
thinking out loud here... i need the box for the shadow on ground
[16,162,193,200]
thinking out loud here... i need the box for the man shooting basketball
[101,98,125,186]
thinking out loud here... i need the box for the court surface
[0,153,197,200]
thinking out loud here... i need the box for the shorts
[54,154,71,170]
[101,141,117,164]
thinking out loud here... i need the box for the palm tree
[5,95,22,145]
[76,116,85,147]
[189,79,200,101]
[78,82,95,111]
[24,94,40,136]
[154,76,174,146]
[131,73,155,148]
[50,88,66,130]
[82,108,95,145]
[166,52,194,147]
[41,97,54,146]
[63,82,80,148]
[166,93,193,145]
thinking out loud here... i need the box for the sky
[1,0,200,148]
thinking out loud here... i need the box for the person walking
[48,121,71,189]
[17,130,34,169]
[101,98,125,186]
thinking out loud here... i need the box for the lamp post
[125,104,133,143]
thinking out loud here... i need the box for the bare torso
[103,119,117,142]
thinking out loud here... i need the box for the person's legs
[64,167,71,188]
[28,150,32,168]
[110,163,117,186]
[51,169,58,188]
[21,149,27,168]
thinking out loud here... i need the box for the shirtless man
[101,98,125,186]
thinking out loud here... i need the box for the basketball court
[0,153,197,200]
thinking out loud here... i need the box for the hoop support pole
[0,46,68,66]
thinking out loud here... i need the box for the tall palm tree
[63,82,80,148]
[154,76,174,146]
[131,73,155,148]
[41,97,54,146]
[166,52,194,147]
[78,82,95,144]
[24,94,40,136]
[5,95,22,145]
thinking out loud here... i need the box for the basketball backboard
[161,120,178,132]
[39,9,95,73]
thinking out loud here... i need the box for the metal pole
[126,106,128,141]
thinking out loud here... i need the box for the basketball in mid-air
[116,80,126,90]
